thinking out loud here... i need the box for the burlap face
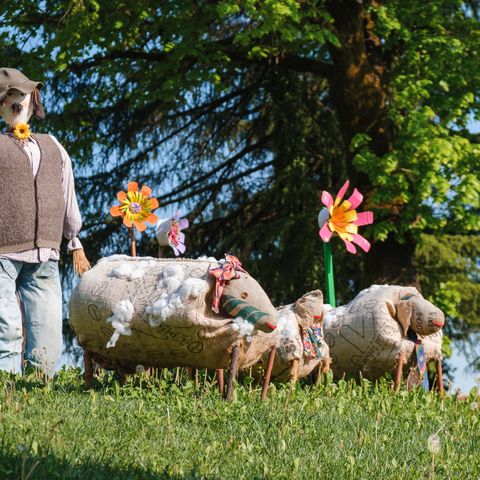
[221,272,278,332]
[69,256,277,372]
[397,293,445,336]
[292,290,324,329]
[323,285,444,381]
[254,290,330,382]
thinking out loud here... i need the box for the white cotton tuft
[231,317,255,342]
[178,278,208,301]
[161,276,182,294]
[197,255,218,262]
[99,254,157,263]
[162,265,184,280]
[106,331,120,349]
[147,313,162,328]
[106,299,135,348]
[277,309,299,340]
[157,265,185,291]
[232,317,254,341]
[147,276,208,327]
[110,320,131,336]
[110,300,135,324]
[109,260,156,280]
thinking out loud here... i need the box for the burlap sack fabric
[255,290,330,382]
[323,285,444,381]
[69,255,277,372]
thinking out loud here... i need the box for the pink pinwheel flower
[318,180,373,254]
[156,212,189,256]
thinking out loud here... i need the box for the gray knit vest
[0,133,65,253]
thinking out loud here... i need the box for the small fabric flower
[208,254,246,313]
[303,324,324,359]
[12,122,31,141]
[318,180,373,254]
[156,212,189,256]
[110,181,159,232]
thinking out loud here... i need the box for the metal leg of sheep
[225,346,240,401]
[290,358,299,384]
[83,349,94,388]
[436,358,445,398]
[186,368,199,389]
[217,369,225,396]
[317,357,331,384]
[393,352,406,392]
[261,346,276,401]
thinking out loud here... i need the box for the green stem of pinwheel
[323,242,336,307]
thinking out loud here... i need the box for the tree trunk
[327,0,392,162]
[362,235,420,288]
[327,0,418,287]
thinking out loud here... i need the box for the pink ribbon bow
[208,254,246,313]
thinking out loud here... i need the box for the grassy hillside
[0,368,479,479]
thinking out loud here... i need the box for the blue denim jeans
[0,258,62,375]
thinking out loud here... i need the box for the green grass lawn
[0,368,479,480]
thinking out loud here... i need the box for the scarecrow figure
[0,67,89,375]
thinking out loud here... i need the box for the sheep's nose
[411,304,445,335]
[429,309,445,329]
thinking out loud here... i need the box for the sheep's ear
[396,296,414,336]
[293,290,323,328]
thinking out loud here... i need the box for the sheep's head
[396,293,444,336]
[293,290,324,328]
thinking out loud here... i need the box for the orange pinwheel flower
[110,182,159,232]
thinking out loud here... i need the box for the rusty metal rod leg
[194,369,199,389]
[290,358,299,384]
[186,367,198,387]
[83,349,93,388]
[394,352,406,392]
[261,346,276,401]
[436,358,444,399]
[225,346,240,401]
[317,357,331,384]
[322,357,331,374]
[217,369,224,396]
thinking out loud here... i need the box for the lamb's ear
[396,295,415,336]
[293,290,323,328]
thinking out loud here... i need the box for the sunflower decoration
[12,122,31,143]
[110,181,159,232]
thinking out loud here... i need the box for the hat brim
[10,80,43,94]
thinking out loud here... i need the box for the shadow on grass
[0,452,209,480]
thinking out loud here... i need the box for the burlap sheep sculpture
[69,254,297,399]
[323,285,445,393]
